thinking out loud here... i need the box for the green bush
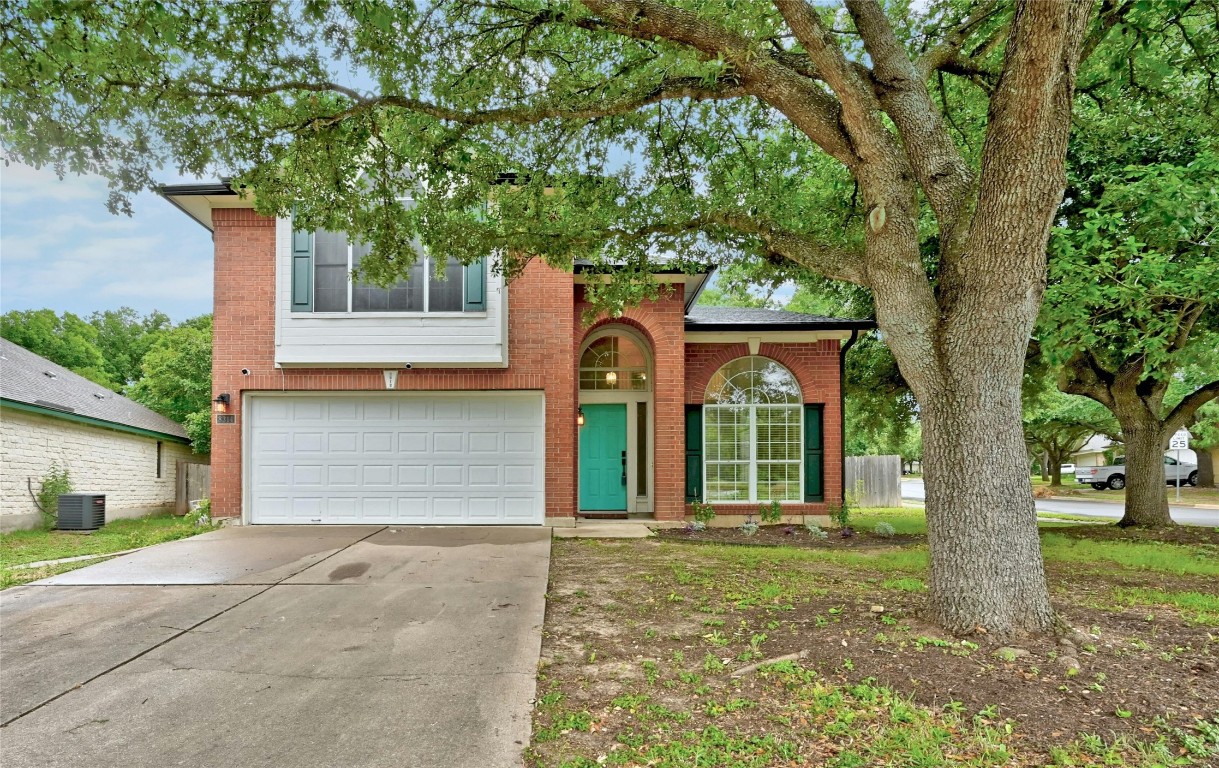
[691,501,716,525]
[37,463,73,529]
[185,498,212,527]
[759,500,782,524]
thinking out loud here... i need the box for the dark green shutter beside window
[464,257,486,312]
[685,405,703,502]
[804,404,824,502]
[291,221,313,312]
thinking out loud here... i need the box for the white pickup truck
[1075,456,1199,490]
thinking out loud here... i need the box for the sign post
[1168,429,1190,502]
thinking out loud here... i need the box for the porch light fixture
[383,369,399,390]
[577,408,585,427]
[605,371,618,386]
[213,393,231,414]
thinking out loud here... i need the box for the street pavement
[900,478,1218,527]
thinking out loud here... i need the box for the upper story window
[291,226,485,315]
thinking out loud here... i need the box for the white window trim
[702,356,804,505]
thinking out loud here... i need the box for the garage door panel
[249,393,544,525]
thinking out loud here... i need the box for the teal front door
[579,404,628,511]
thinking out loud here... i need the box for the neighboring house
[1071,434,1198,467]
[162,183,874,526]
[0,340,198,531]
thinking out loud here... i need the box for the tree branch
[1059,350,1116,409]
[106,74,750,130]
[846,0,975,257]
[917,0,1004,80]
[771,0,893,164]
[1163,380,1219,437]
[577,0,858,164]
[560,210,866,284]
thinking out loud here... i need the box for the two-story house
[164,182,874,526]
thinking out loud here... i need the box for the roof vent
[94,393,107,399]
[43,371,58,379]
[33,399,75,413]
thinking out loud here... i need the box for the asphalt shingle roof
[0,339,189,440]
[684,306,876,331]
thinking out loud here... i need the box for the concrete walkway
[0,525,550,768]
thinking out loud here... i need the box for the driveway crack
[0,526,386,728]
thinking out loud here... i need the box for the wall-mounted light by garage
[213,393,231,414]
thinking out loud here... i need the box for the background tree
[1043,149,1219,526]
[127,316,213,454]
[88,307,173,389]
[1188,402,1219,488]
[5,0,1211,635]
[1022,387,1117,487]
[0,309,114,387]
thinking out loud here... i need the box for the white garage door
[247,392,545,525]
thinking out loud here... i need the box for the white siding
[273,218,508,367]
[0,409,198,531]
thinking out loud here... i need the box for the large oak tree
[4,0,1207,635]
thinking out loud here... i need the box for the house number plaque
[216,414,236,424]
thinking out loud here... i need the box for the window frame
[310,234,473,316]
[702,357,804,504]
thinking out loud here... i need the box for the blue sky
[0,162,214,322]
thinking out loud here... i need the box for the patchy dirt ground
[529,529,1219,767]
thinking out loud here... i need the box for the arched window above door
[579,331,651,391]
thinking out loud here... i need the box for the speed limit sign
[1169,430,1190,450]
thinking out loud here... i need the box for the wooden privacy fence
[845,455,902,508]
[175,461,211,515]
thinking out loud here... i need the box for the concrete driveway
[0,525,551,768]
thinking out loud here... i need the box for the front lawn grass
[0,513,213,589]
[531,519,1219,767]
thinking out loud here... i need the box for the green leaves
[1042,149,1218,381]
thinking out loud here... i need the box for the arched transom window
[580,333,650,391]
[704,356,802,502]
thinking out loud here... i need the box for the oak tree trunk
[914,365,1056,636]
[1114,405,1171,527]
[1041,452,1050,483]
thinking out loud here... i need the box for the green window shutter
[685,405,703,502]
[804,404,824,502]
[464,257,486,311]
[291,215,313,312]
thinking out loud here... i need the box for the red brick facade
[209,210,845,523]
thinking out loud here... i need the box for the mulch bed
[1054,524,1219,546]
[654,524,920,548]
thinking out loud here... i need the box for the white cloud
[0,163,214,319]
[0,161,110,205]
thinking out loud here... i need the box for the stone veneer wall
[0,409,196,531]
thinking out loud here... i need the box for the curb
[1047,495,1219,509]
[5,548,140,571]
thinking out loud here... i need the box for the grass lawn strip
[530,515,1219,767]
[0,513,214,589]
